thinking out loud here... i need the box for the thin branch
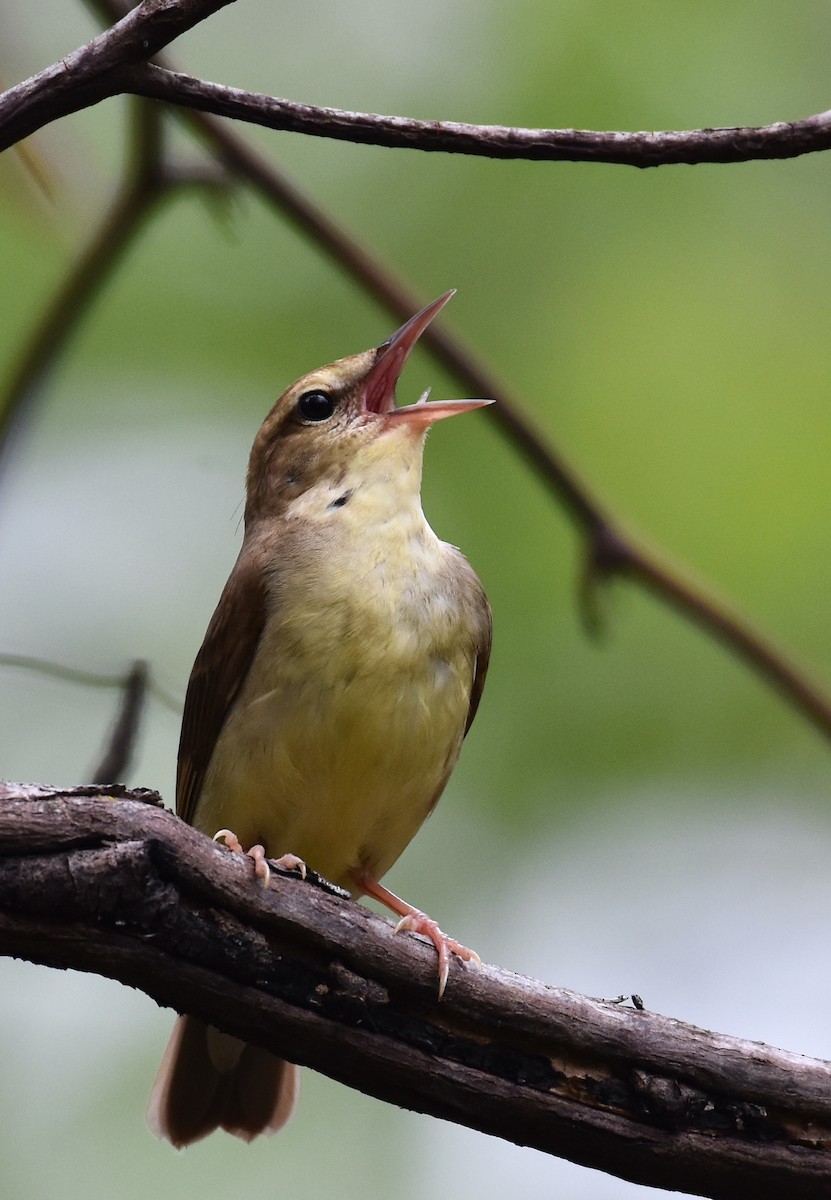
[0,97,230,476]
[1,785,830,1200]
[0,653,181,712]
[0,0,233,153]
[0,101,162,469]
[5,11,831,171]
[90,659,149,782]
[125,64,831,168]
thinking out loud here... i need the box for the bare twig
[1,785,830,1200]
[90,660,149,783]
[4,8,831,169]
[0,97,230,475]
[0,0,233,152]
[124,65,831,168]
[0,653,180,713]
[0,101,162,468]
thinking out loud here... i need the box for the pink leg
[359,876,480,999]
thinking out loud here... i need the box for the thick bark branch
[1,784,830,1199]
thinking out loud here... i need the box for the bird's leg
[358,876,480,999]
[212,829,307,889]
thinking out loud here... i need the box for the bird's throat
[280,420,428,531]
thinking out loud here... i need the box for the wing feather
[464,587,492,738]
[176,552,269,827]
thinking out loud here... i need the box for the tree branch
[1,784,830,1199]
[124,64,831,168]
[3,2,831,168]
[0,96,231,475]
[0,0,233,152]
[90,660,149,783]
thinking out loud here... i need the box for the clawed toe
[272,852,307,880]
[393,909,480,998]
[212,829,269,887]
[213,827,243,854]
[212,831,307,889]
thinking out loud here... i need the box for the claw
[212,828,270,888]
[212,828,242,853]
[246,843,271,888]
[358,875,479,999]
[272,852,307,880]
[394,910,480,998]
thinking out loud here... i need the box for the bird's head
[245,292,490,523]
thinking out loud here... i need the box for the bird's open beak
[362,291,492,426]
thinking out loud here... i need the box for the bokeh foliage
[2,3,831,1198]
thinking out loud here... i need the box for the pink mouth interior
[362,292,456,415]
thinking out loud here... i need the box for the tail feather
[147,1016,299,1148]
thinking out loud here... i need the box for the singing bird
[148,292,492,1147]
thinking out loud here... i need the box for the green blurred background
[3,2,831,1197]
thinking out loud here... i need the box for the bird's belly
[196,637,471,891]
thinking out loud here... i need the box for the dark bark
[1,784,830,1199]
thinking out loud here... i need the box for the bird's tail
[147,1015,299,1148]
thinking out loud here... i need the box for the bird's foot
[272,852,307,880]
[394,910,481,999]
[212,830,307,889]
[357,876,479,999]
[213,828,271,887]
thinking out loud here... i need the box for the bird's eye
[296,390,336,422]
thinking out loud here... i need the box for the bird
[147,291,492,1148]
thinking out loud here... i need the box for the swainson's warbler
[148,292,492,1146]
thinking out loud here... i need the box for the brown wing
[176,550,269,826]
[464,588,493,737]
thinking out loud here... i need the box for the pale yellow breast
[196,449,483,892]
